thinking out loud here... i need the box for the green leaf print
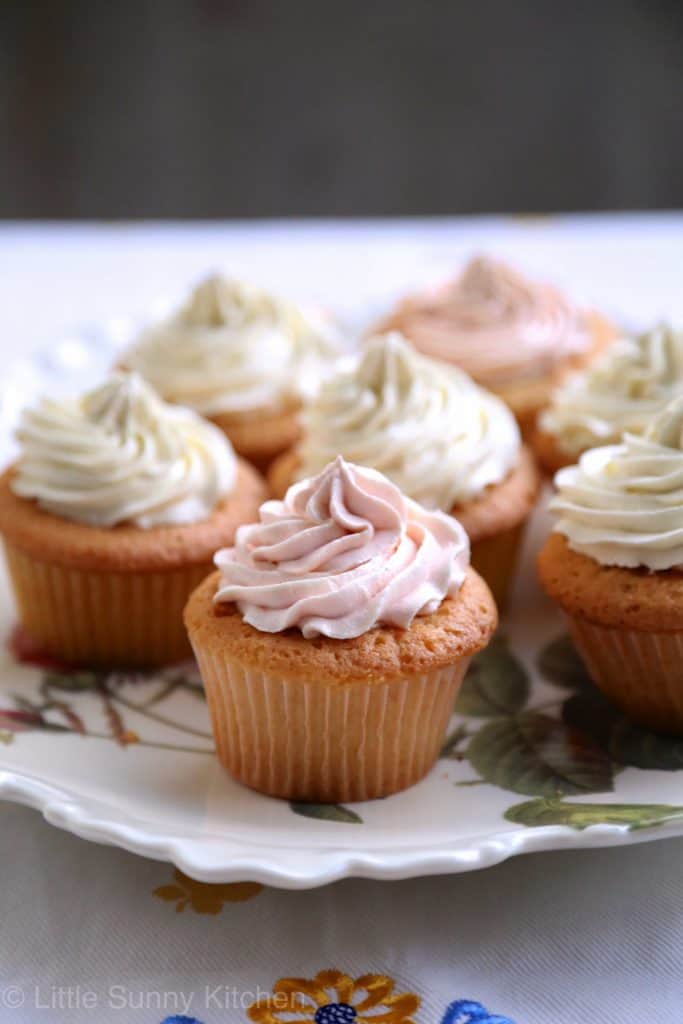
[537,634,594,692]
[505,797,683,831]
[467,711,614,798]
[563,690,683,771]
[455,635,530,717]
[289,802,363,824]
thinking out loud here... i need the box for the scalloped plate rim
[2,769,683,887]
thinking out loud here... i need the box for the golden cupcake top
[297,332,520,510]
[540,323,683,456]
[11,371,237,528]
[386,255,590,388]
[213,455,470,639]
[123,273,335,416]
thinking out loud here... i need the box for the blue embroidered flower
[441,999,515,1024]
[160,1016,204,1024]
[315,1004,357,1024]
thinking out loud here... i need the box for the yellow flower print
[154,868,262,914]
[247,969,419,1024]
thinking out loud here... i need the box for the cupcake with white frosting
[122,273,335,468]
[268,333,540,606]
[375,255,613,436]
[534,323,683,474]
[0,371,267,666]
[538,396,683,733]
[185,456,497,801]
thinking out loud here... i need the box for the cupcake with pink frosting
[375,255,613,436]
[185,456,497,802]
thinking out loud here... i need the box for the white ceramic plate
[2,329,683,888]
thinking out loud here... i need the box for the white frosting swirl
[214,456,469,639]
[550,397,683,570]
[124,274,334,416]
[11,372,237,528]
[540,324,683,455]
[298,332,520,510]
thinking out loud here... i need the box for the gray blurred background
[2,0,682,219]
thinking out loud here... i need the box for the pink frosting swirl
[392,256,589,388]
[213,456,469,639]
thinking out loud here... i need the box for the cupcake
[268,333,540,607]
[534,323,683,474]
[122,273,335,469]
[375,255,613,437]
[185,456,497,801]
[0,372,266,667]
[538,397,683,733]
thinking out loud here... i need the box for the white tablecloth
[1,214,683,1023]
[2,801,682,1023]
